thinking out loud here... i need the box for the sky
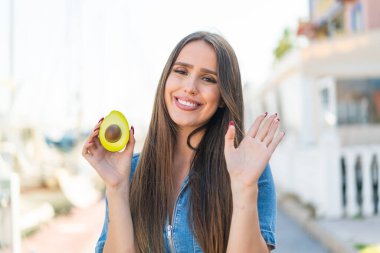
[123,0,308,85]
[0,0,308,135]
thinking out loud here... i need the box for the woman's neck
[173,127,204,173]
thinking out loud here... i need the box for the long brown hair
[129,31,244,253]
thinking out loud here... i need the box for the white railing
[340,146,380,218]
[272,139,380,219]
[0,173,20,253]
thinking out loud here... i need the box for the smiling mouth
[174,97,202,110]
[178,98,198,107]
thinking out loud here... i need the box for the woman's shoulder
[129,153,140,182]
[132,153,140,164]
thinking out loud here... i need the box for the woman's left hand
[224,113,285,190]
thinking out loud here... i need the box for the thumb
[224,121,236,153]
[123,126,136,157]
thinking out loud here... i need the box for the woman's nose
[184,77,198,95]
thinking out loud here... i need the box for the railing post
[362,149,373,217]
[345,149,359,217]
[371,154,379,215]
[355,155,364,216]
[340,156,347,216]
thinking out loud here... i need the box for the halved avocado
[98,110,130,152]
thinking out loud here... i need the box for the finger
[256,113,277,141]
[85,131,100,150]
[87,129,100,143]
[91,124,101,134]
[82,141,94,157]
[224,121,236,153]
[85,121,101,143]
[93,134,102,148]
[246,112,268,138]
[263,118,280,146]
[85,141,95,150]
[268,131,285,153]
[122,126,136,157]
[91,117,104,132]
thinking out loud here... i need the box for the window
[351,2,364,32]
[337,78,380,125]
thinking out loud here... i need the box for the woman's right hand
[82,117,135,191]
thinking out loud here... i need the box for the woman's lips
[174,97,201,111]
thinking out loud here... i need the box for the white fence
[0,173,20,253]
[272,139,380,219]
[340,146,380,218]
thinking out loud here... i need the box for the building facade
[253,0,380,218]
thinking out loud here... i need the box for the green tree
[273,28,294,60]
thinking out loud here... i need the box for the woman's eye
[173,69,187,75]
[203,76,217,84]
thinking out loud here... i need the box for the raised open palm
[224,113,285,188]
[82,118,135,189]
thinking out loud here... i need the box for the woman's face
[164,40,222,131]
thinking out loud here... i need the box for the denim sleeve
[257,164,277,249]
[95,197,109,253]
[95,153,140,253]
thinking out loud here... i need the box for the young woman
[83,31,284,253]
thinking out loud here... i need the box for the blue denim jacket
[95,154,276,252]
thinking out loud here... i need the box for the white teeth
[177,98,198,107]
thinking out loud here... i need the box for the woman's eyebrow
[174,61,217,76]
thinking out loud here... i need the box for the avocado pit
[105,124,122,143]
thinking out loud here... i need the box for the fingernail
[277,118,280,122]
[98,117,104,123]
[274,113,278,116]
[229,121,235,127]
[131,126,134,135]
[94,127,100,132]
[264,112,268,116]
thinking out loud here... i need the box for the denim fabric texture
[95,154,276,252]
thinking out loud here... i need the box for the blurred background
[0,0,379,252]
